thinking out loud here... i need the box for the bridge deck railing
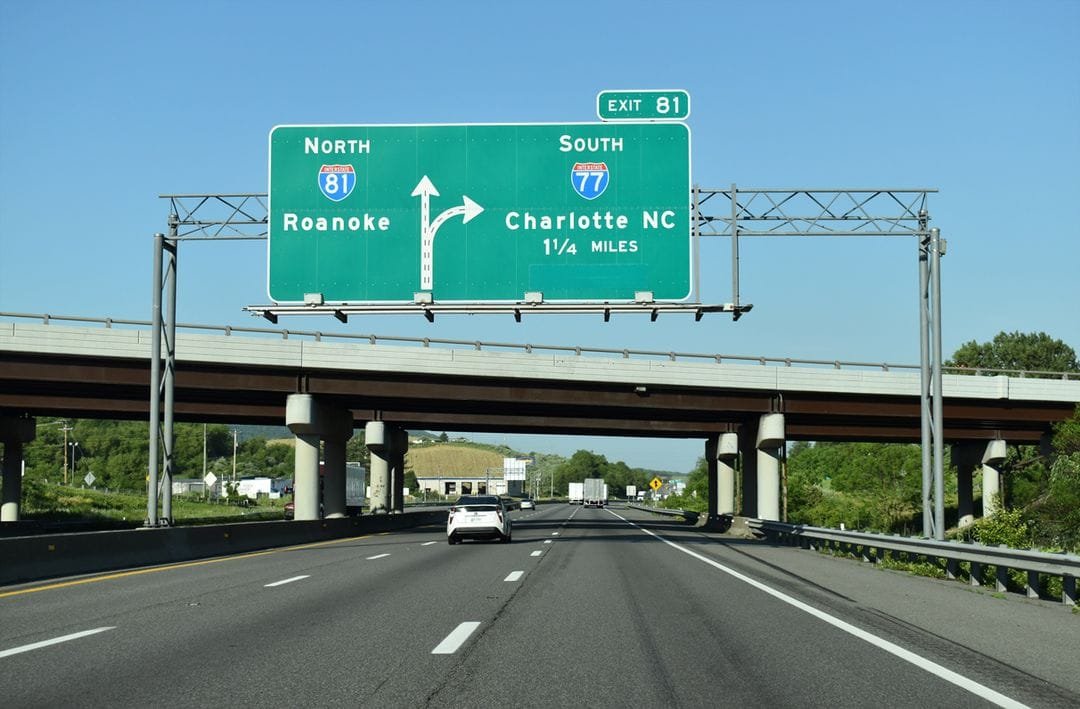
[2,311,1078,380]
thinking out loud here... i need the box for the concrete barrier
[0,511,447,586]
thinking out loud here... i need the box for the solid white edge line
[0,627,115,659]
[504,571,524,582]
[366,553,391,560]
[606,510,1028,709]
[264,575,310,588]
[432,621,482,654]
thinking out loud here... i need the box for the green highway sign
[268,123,691,304]
[596,90,690,121]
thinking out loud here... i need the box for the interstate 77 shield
[268,122,691,304]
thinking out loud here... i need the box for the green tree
[553,450,607,494]
[948,331,1078,375]
[1052,404,1080,455]
[345,433,370,467]
[948,334,1080,551]
[786,442,923,532]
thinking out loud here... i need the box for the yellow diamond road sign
[649,477,663,491]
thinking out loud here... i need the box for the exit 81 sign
[597,89,691,121]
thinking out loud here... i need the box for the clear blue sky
[2,0,1077,473]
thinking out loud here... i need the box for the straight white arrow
[412,176,484,291]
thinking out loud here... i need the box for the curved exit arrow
[412,176,484,291]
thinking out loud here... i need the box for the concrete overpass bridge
[2,315,1079,528]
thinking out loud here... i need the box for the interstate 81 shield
[317,164,356,202]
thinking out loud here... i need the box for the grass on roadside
[17,480,285,526]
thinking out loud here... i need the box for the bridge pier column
[951,444,979,528]
[756,414,785,522]
[981,439,1007,518]
[390,427,408,513]
[1,416,36,523]
[706,433,738,521]
[366,422,391,514]
[705,436,719,520]
[321,411,354,519]
[293,434,320,520]
[717,433,738,516]
[739,420,758,517]
[286,394,354,521]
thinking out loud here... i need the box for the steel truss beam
[150,188,946,538]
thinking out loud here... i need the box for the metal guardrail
[3,311,1078,380]
[627,503,699,521]
[749,519,1079,606]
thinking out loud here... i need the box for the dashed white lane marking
[530,550,543,557]
[544,540,553,544]
[421,541,438,546]
[432,622,482,654]
[551,532,560,536]
[0,627,115,659]
[367,553,391,560]
[605,509,1027,709]
[264,575,310,588]
[504,571,524,582]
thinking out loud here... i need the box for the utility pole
[61,422,72,484]
[232,429,238,481]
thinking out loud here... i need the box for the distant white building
[414,474,507,497]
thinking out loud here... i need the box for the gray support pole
[705,435,719,521]
[717,432,738,516]
[931,228,946,539]
[917,212,932,538]
[161,230,177,525]
[146,232,164,527]
[738,419,758,517]
[730,183,740,312]
[293,434,321,520]
[323,437,346,519]
[692,188,702,303]
[1,417,36,522]
[366,422,390,514]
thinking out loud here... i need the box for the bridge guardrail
[3,311,1078,379]
[747,519,1078,606]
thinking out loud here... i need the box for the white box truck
[568,481,584,504]
[584,478,606,508]
[346,462,366,513]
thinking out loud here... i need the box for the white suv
[447,495,512,544]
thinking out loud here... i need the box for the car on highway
[519,497,535,510]
[447,495,512,544]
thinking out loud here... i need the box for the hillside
[406,444,507,477]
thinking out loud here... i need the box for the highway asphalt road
[1,504,1077,708]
